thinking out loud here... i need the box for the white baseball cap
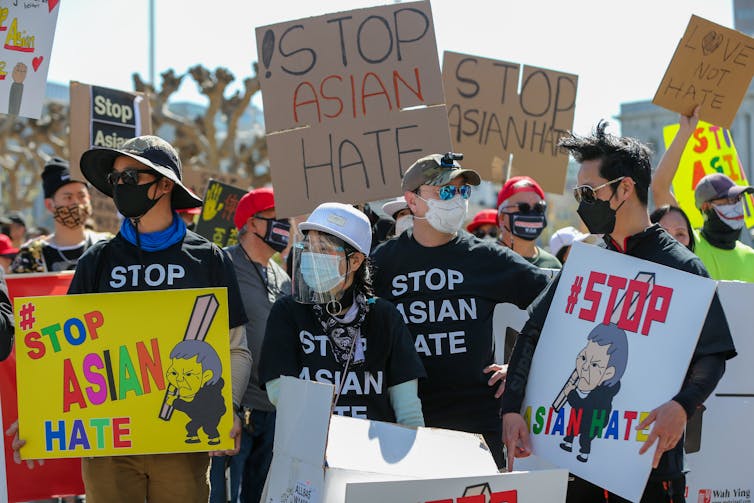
[382,196,408,220]
[298,202,372,254]
[549,226,587,257]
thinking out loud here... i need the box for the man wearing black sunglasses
[502,122,736,503]
[372,153,551,469]
[9,136,253,503]
[496,176,561,269]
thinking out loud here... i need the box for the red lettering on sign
[578,271,607,322]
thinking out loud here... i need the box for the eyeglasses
[572,176,626,204]
[437,184,472,201]
[473,228,499,239]
[106,168,158,186]
[498,201,547,215]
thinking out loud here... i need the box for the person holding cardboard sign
[6,135,253,503]
[260,202,426,427]
[502,122,736,502]
[371,153,551,468]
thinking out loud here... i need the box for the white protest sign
[0,0,60,119]
[345,470,568,503]
[522,242,716,502]
[685,281,754,503]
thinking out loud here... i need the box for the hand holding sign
[636,400,687,468]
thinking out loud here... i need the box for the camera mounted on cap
[440,152,464,167]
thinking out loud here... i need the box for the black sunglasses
[473,228,499,239]
[106,168,159,186]
[498,201,547,215]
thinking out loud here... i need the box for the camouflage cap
[401,153,481,193]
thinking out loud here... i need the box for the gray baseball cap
[401,153,481,193]
[694,173,754,209]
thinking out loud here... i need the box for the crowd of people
[1,109,751,503]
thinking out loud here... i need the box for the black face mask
[113,178,163,219]
[701,209,740,250]
[255,216,291,253]
[509,213,546,241]
[578,198,618,235]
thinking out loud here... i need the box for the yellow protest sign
[14,288,234,459]
[663,120,754,229]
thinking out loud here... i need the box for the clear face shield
[291,229,352,309]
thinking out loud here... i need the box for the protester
[382,196,412,238]
[212,187,291,503]
[371,153,550,468]
[1,212,27,247]
[548,226,589,264]
[502,121,736,502]
[260,202,426,427]
[11,136,253,502]
[0,268,13,361]
[651,109,754,281]
[0,234,19,273]
[497,176,561,269]
[649,205,694,251]
[11,157,109,273]
[466,209,499,242]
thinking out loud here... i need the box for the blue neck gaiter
[120,212,186,251]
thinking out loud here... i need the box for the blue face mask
[299,252,344,293]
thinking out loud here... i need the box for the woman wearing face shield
[258,203,426,426]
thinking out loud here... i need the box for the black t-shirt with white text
[371,231,551,433]
[259,296,426,422]
[68,231,247,329]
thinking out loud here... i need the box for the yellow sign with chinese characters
[15,288,233,459]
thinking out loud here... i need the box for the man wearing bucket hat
[260,202,426,427]
[9,136,253,503]
[371,152,550,468]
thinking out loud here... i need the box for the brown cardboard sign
[442,51,577,194]
[69,81,152,233]
[256,1,452,217]
[653,15,754,129]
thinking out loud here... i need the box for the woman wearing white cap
[259,203,426,426]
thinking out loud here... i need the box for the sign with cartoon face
[256,1,452,218]
[14,288,234,458]
[521,242,716,502]
[0,0,61,119]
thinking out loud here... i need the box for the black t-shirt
[68,231,247,329]
[259,296,426,423]
[503,224,736,479]
[370,230,551,433]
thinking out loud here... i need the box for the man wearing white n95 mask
[371,152,551,469]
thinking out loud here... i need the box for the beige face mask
[53,204,91,229]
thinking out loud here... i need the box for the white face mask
[417,195,468,234]
[394,215,414,235]
[713,201,745,230]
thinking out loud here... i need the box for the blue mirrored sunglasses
[438,184,472,201]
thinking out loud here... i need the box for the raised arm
[651,107,699,208]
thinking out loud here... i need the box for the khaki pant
[82,453,210,503]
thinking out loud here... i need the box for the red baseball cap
[467,209,498,233]
[234,187,275,230]
[0,234,19,256]
[497,176,545,209]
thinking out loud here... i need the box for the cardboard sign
[14,288,234,459]
[0,272,86,502]
[653,15,754,129]
[521,242,716,502]
[685,281,754,503]
[345,470,568,503]
[256,1,452,217]
[442,51,577,193]
[0,0,60,119]
[662,120,754,229]
[69,81,153,234]
[264,377,500,503]
[194,179,247,248]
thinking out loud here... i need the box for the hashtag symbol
[19,302,36,330]
[566,276,583,314]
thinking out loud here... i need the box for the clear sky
[47,0,735,135]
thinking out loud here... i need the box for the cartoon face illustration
[574,341,615,392]
[167,355,213,400]
[12,62,26,84]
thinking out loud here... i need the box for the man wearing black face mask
[216,187,291,503]
[496,176,561,269]
[12,157,110,273]
[502,121,736,503]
